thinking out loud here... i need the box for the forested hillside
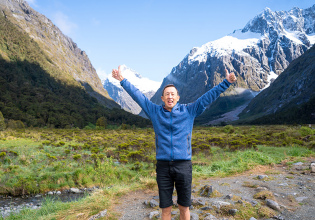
[0,16,150,128]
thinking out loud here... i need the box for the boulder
[149,199,159,208]
[149,211,159,219]
[266,199,281,211]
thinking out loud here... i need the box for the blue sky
[25,0,314,82]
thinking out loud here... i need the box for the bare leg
[161,206,172,220]
[178,204,190,220]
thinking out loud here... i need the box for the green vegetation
[0,111,5,131]
[0,125,314,219]
[0,15,150,129]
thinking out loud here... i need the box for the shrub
[300,126,313,136]
[224,125,235,134]
[72,154,82,161]
[7,120,25,129]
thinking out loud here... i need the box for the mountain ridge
[0,0,118,108]
[149,4,315,125]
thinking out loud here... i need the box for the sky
[25,0,315,82]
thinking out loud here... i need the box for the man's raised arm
[188,69,237,117]
[111,65,157,118]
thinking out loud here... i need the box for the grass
[0,125,314,219]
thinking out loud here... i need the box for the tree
[96,116,107,128]
[0,111,5,131]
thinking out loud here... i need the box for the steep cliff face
[150,5,315,124]
[238,44,315,124]
[0,0,118,108]
[103,65,161,114]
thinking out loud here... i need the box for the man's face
[161,86,180,111]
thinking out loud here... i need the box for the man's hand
[112,65,124,82]
[225,69,237,83]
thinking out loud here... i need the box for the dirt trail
[113,158,315,220]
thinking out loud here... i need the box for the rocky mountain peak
[242,4,315,35]
[103,65,161,115]
[150,4,315,124]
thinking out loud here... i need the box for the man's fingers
[225,69,228,78]
[118,65,121,74]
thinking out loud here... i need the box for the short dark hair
[162,84,179,96]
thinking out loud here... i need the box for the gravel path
[114,158,315,220]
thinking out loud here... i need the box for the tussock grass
[0,125,314,219]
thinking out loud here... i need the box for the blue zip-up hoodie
[120,78,231,161]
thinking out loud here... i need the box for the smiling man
[112,65,236,220]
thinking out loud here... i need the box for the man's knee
[162,206,172,215]
[178,204,189,213]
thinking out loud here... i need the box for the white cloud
[52,11,77,36]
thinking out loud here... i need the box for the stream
[0,187,97,218]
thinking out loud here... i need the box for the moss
[257,206,277,218]
[253,190,275,200]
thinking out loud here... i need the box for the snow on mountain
[150,4,315,124]
[103,65,161,115]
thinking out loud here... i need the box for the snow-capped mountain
[150,5,315,125]
[103,65,161,114]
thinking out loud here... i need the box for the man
[112,66,236,220]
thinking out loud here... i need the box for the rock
[190,212,199,220]
[237,200,243,204]
[34,194,41,198]
[149,211,159,219]
[256,186,268,192]
[149,199,159,207]
[229,209,238,216]
[212,201,231,209]
[70,188,82,193]
[224,194,233,199]
[295,196,308,202]
[200,185,213,197]
[249,217,257,220]
[56,191,61,195]
[266,199,281,211]
[47,191,53,195]
[88,209,107,220]
[293,162,303,166]
[310,163,315,173]
[204,214,218,220]
[279,183,288,186]
[200,206,213,210]
[258,175,268,179]
[191,198,205,206]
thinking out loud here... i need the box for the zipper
[170,111,173,161]
[187,133,191,155]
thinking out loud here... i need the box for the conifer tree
[0,111,5,131]
[96,117,107,128]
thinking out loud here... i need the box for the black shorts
[156,160,192,208]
